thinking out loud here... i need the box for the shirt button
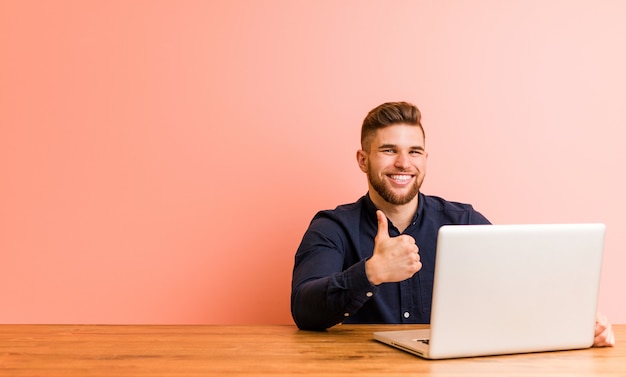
[344,313,350,317]
[403,312,410,319]
[366,292,373,297]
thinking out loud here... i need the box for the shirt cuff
[345,259,379,304]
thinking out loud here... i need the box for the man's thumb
[375,210,390,240]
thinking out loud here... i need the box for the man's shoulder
[420,193,490,224]
[421,193,476,211]
[316,196,367,219]
[304,196,369,240]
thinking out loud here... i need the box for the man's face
[357,124,428,206]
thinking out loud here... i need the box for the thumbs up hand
[365,210,422,286]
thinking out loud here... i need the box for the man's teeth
[390,175,411,182]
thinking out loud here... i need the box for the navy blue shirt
[291,192,491,330]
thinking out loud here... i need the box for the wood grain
[1,324,624,376]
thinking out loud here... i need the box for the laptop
[373,223,606,359]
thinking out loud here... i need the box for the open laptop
[373,223,606,359]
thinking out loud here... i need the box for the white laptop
[373,223,606,359]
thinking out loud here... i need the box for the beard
[367,169,420,205]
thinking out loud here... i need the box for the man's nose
[394,152,411,168]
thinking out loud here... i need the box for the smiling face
[357,124,428,207]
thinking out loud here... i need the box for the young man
[290,101,615,347]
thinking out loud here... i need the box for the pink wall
[1,0,625,324]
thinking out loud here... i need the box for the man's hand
[365,210,422,285]
[594,311,615,347]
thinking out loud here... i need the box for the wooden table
[1,324,624,376]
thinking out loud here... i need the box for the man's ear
[356,150,368,173]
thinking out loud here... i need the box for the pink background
[1,0,624,324]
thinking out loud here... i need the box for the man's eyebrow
[377,144,425,150]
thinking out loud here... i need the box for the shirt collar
[364,192,423,230]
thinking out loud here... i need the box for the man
[290,101,615,347]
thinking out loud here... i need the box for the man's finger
[375,210,390,241]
